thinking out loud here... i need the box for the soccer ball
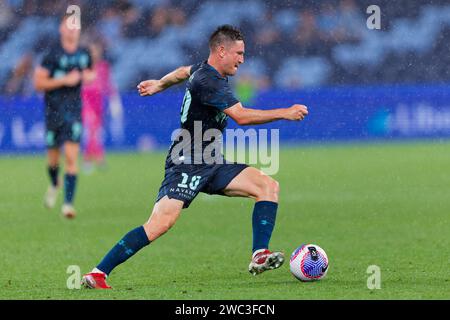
[290,244,329,281]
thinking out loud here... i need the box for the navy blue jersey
[40,44,92,128]
[166,61,239,166]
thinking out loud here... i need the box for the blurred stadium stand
[0,0,449,95]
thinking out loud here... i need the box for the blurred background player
[34,13,93,218]
[81,38,119,173]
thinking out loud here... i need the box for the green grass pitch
[0,141,449,299]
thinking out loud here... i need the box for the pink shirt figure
[82,60,114,163]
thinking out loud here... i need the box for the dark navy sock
[252,201,278,253]
[48,165,59,187]
[97,226,150,275]
[64,174,77,204]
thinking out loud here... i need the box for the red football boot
[81,272,112,289]
[248,249,285,276]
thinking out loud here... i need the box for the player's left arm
[137,65,192,97]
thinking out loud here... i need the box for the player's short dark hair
[208,25,244,50]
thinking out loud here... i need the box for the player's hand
[63,70,82,87]
[284,104,308,121]
[137,80,163,96]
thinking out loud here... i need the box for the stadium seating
[0,0,448,93]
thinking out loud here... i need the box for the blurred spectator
[316,2,345,46]
[252,11,288,75]
[235,74,256,105]
[338,0,364,43]
[146,5,169,38]
[0,0,448,93]
[0,0,15,29]
[37,0,66,17]
[293,9,321,55]
[16,0,38,17]
[168,6,186,27]
[119,1,144,38]
[235,73,271,105]
[0,0,18,42]
[98,5,123,45]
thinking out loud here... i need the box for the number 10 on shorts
[178,173,201,190]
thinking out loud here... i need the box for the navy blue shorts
[156,162,248,208]
[46,121,82,148]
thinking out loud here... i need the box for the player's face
[60,19,81,44]
[223,40,245,76]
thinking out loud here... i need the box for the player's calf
[143,196,183,241]
[254,175,279,203]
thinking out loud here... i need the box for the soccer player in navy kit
[82,25,308,289]
[34,14,93,218]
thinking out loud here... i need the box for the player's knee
[48,160,59,168]
[268,178,280,200]
[47,151,60,167]
[159,211,177,231]
[65,160,78,174]
[272,179,280,196]
[65,155,77,167]
[144,220,171,241]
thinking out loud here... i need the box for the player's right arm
[224,102,308,125]
[33,66,81,92]
[137,65,192,97]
